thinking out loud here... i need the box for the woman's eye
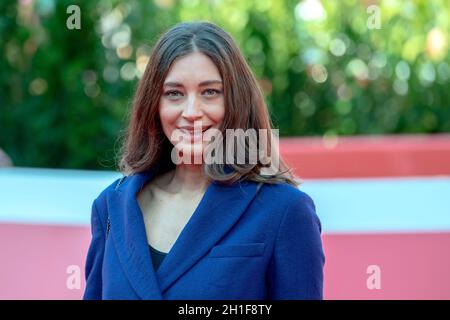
[163,89,222,99]
[164,90,183,97]
[203,89,222,96]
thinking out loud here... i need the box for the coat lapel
[106,164,261,298]
[106,167,163,300]
[156,179,260,293]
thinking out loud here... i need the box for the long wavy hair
[117,21,300,187]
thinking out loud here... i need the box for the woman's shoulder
[259,181,315,207]
[93,175,129,205]
[257,181,319,229]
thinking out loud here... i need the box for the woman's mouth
[178,126,212,141]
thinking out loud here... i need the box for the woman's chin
[173,141,207,165]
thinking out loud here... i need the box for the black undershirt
[149,244,167,271]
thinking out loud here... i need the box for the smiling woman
[83,21,324,300]
[158,51,225,164]
[117,21,297,186]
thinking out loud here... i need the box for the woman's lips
[178,126,211,132]
[178,126,211,142]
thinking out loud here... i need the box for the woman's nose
[181,95,203,120]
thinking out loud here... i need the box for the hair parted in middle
[118,21,300,186]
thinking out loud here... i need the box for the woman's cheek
[206,100,225,123]
[159,106,178,143]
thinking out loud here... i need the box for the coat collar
[106,164,261,299]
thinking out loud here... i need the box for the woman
[83,21,324,300]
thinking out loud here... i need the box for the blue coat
[83,166,325,300]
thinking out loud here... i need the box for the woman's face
[159,51,225,164]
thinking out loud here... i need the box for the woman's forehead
[164,52,222,81]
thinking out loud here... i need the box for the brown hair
[117,21,300,187]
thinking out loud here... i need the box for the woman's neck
[160,164,210,195]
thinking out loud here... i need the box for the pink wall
[0,224,90,300]
[2,135,449,299]
[322,233,450,299]
[1,223,449,299]
[280,134,450,179]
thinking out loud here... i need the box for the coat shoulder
[259,181,315,209]
[93,175,127,207]
[256,181,318,228]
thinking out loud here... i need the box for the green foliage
[0,0,449,169]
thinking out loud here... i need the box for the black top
[149,244,167,271]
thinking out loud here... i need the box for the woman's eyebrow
[163,80,223,87]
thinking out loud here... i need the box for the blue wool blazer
[83,165,325,300]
